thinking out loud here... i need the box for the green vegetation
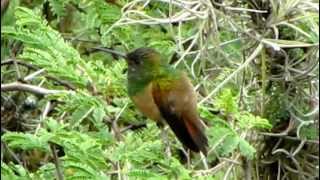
[1,0,318,179]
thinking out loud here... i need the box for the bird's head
[90,47,162,77]
[125,48,161,73]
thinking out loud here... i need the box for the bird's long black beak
[91,47,127,59]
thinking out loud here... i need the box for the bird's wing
[152,72,208,154]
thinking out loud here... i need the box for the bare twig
[200,152,208,170]
[1,82,70,95]
[1,0,10,17]
[63,37,100,44]
[90,47,127,59]
[23,69,46,81]
[220,157,242,165]
[277,160,281,180]
[1,59,76,90]
[117,161,121,180]
[2,141,24,167]
[212,1,269,13]
[244,158,252,180]
[199,43,264,105]
[35,101,52,135]
[292,140,306,156]
[223,154,241,180]
[1,59,37,69]
[112,102,129,141]
[1,141,3,162]
[260,117,296,136]
[194,161,227,176]
[12,58,22,80]
[50,143,64,180]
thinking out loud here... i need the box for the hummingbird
[93,47,208,155]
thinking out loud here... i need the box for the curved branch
[199,43,264,105]
[1,82,70,95]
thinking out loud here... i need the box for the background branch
[1,82,70,95]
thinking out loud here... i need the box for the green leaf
[2,6,91,88]
[236,112,272,130]
[1,163,20,180]
[92,106,106,124]
[128,169,160,179]
[44,118,66,133]
[221,135,240,156]
[2,132,50,152]
[33,163,56,180]
[214,88,238,114]
[3,163,31,179]
[70,104,93,127]
[63,161,107,179]
[239,139,256,160]
[47,0,72,17]
[299,124,318,140]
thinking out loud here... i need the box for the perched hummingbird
[92,47,208,155]
[125,48,208,155]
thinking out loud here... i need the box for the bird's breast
[130,83,162,122]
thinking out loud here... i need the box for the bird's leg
[157,122,171,157]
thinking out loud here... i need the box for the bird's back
[152,72,208,154]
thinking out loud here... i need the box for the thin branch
[12,58,22,80]
[244,158,252,180]
[200,152,208,170]
[23,69,46,81]
[1,0,10,17]
[1,59,76,90]
[1,82,71,95]
[35,101,52,135]
[1,59,37,69]
[194,161,227,176]
[212,1,269,13]
[112,102,129,141]
[2,141,24,166]
[90,47,127,59]
[223,154,241,180]
[50,143,64,180]
[277,160,281,180]
[199,43,264,105]
[259,118,294,137]
[220,157,242,165]
[292,140,306,156]
[63,37,100,44]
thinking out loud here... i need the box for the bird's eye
[132,58,141,65]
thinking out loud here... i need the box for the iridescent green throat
[127,64,180,96]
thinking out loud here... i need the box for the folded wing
[152,73,208,155]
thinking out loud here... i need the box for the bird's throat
[127,64,178,96]
[127,69,153,96]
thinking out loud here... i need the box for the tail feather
[152,83,208,155]
[185,120,208,155]
[159,105,208,155]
